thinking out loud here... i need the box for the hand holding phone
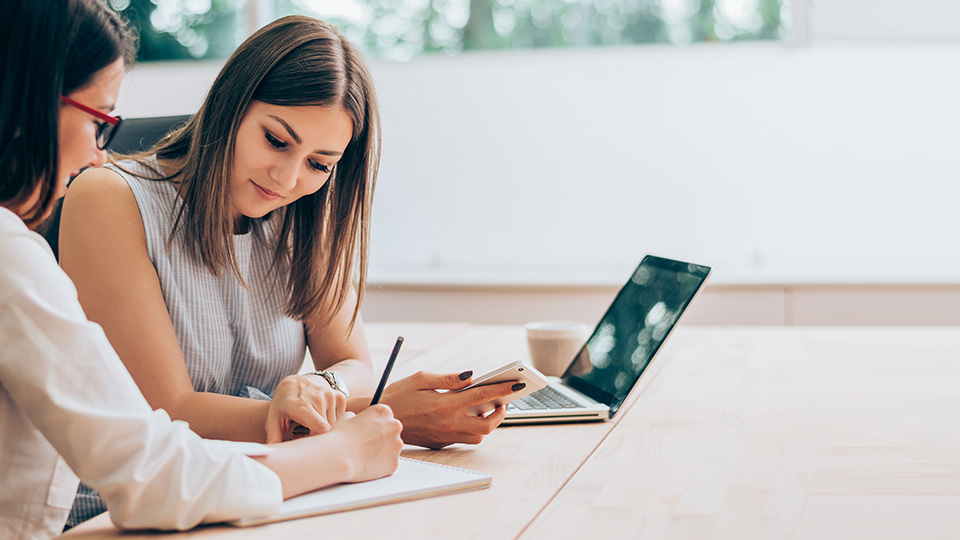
[457,361,548,417]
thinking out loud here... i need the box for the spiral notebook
[228,457,492,527]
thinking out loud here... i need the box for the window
[109,0,246,61]
[286,0,790,60]
[111,0,791,62]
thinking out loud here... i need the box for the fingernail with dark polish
[459,370,473,381]
[512,382,526,392]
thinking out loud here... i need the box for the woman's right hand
[330,405,404,483]
[254,404,404,499]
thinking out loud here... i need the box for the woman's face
[9,58,123,223]
[58,58,125,198]
[231,101,354,219]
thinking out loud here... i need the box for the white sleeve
[0,230,283,530]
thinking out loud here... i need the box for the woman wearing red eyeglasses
[0,1,402,537]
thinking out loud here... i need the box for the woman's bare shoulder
[64,165,135,204]
[60,165,145,246]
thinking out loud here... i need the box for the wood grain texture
[521,327,960,540]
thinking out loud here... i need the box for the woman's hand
[329,405,405,483]
[379,371,524,449]
[265,373,348,443]
[255,405,404,497]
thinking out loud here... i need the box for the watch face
[308,370,349,398]
[326,371,349,398]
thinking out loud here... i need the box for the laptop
[502,255,711,424]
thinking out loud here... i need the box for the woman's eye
[308,159,331,174]
[264,130,286,149]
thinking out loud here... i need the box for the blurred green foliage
[111,0,244,61]
[113,0,787,62]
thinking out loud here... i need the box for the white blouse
[0,207,282,539]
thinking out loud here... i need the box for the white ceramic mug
[524,321,588,377]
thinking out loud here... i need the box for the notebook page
[230,457,492,527]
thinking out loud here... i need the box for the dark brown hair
[0,0,134,228]
[130,16,380,329]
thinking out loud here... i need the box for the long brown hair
[128,16,380,328]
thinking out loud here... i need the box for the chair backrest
[109,115,191,155]
[43,115,191,259]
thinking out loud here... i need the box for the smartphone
[458,361,548,417]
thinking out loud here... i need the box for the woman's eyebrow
[267,114,343,157]
[268,115,302,144]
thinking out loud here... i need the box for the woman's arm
[261,292,377,442]
[59,168,275,442]
[304,289,377,399]
[0,227,400,530]
[301,298,529,449]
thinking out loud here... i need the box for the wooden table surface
[64,324,960,539]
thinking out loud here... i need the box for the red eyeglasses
[61,96,124,150]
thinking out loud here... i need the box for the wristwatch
[306,370,350,398]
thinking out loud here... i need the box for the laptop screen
[562,255,710,417]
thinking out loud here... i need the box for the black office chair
[43,114,191,258]
[108,114,191,155]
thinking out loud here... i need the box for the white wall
[116,42,960,288]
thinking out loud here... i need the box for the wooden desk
[64,325,960,539]
[522,327,960,539]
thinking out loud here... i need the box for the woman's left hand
[265,373,348,443]
[379,371,518,449]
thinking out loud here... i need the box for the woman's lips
[251,180,281,201]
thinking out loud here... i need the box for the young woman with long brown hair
[59,14,524,526]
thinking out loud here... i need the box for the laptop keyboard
[508,386,584,411]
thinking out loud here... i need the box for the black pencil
[370,336,403,405]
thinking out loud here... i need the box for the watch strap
[306,370,350,398]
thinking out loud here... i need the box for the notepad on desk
[229,457,492,527]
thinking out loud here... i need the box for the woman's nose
[271,159,299,190]
[88,147,108,168]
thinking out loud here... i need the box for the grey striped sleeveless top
[112,158,306,398]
